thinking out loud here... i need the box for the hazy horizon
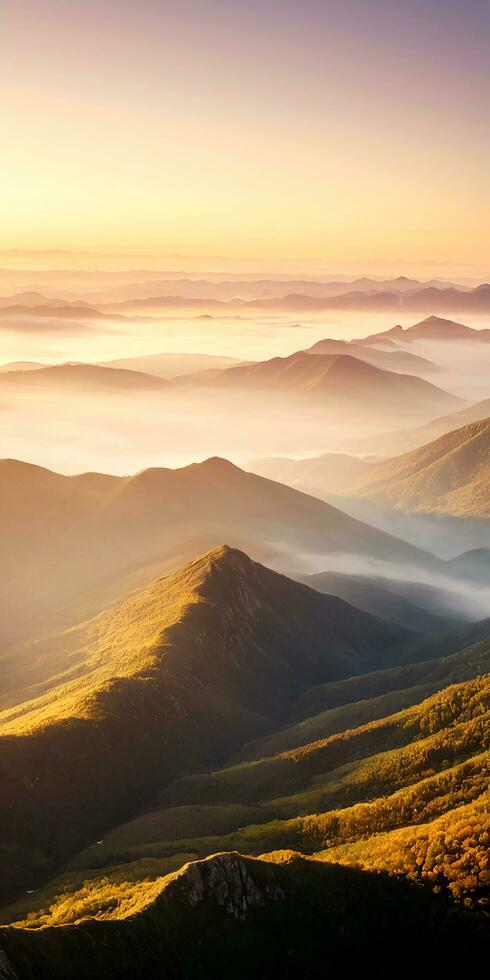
[1,2,489,969]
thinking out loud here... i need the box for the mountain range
[358,315,490,347]
[0,546,408,903]
[99,352,241,379]
[195,351,463,424]
[93,284,490,315]
[1,263,489,973]
[0,456,433,648]
[304,337,437,374]
[0,544,487,973]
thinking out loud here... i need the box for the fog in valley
[2,302,490,474]
[1,271,490,635]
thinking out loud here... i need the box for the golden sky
[1,1,489,265]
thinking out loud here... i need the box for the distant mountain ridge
[358,315,490,347]
[305,336,437,374]
[192,351,463,424]
[96,284,490,315]
[0,363,168,392]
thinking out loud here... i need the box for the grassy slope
[0,640,487,968]
[0,547,407,904]
[56,671,489,897]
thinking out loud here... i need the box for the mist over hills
[358,315,490,347]
[247,452,373,497]
[305,336,437,374]
[0,456,434,648]
[0,292,94,311]
[79,274,469,304]
[99,352,241,379]
[295,569,465,633]
[0,363,168,393]
[347,396,490,458]
[1,260,489,971]
[349,417,490,518]
[250,415,490,523]
[90,283,490,316]
[195,351,463,424]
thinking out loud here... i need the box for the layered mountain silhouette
[99,352,241,379]
[86,274,464,303]
[0,292,93,311]
[447,548,490,583]
[197,351,463,423]
[296,569,464,633]
[244,284,490,314]
[0,456,434,647]
[0,304,102,320]
[305,337,437,374]
[348,417,490,517]
[0,363,168,393]
[358,315,490,347]
[102,283,490,315]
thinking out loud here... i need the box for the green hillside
[0,547,488,971]
[0,547,407,905]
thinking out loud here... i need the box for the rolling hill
[0,292,92,310]
[99,352,241,380]
[0,546,408,902]
[201,351,463,423]
[0,363,168,393]
[348,417,490,517]
[4,625,485,951]
[0,456,435,647]
[447,548,490,583]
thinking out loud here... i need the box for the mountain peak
[194,456,240,473]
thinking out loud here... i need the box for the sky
[1,0,489,266]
